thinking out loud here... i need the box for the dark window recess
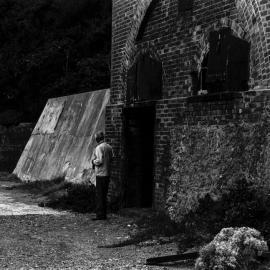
[198,28,250,94]
[178,0,194,13]
[127,54,162,102]
[136,0,158,41]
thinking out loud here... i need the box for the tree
[0,0,111,124]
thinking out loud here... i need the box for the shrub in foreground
[195,227,268,270]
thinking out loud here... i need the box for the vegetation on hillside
[0,0,111,124]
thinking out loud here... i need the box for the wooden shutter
[206,29,229,83]
[127,62,138,102]
[137,55,162,101]
[227,35,250,91]
[205,28,250,93]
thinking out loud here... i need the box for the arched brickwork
[124,46,168,104]
[120,0,270,97]
[119,0,154,103]
[192,0,269,89]
[193,18,253,88]
[235,0,269,88]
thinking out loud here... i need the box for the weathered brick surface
[108,0,270,210]
[105,104,124,201]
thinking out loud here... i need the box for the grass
[45,182,96,213]
[15,177,96,213]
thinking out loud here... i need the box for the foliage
[167,120,270,221]
[17,178,96,213]
[166,118,270,245]
[46,182,96,213]
[195,227,268,270]
[0,0,111,124]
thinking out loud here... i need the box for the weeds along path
[0,176,192,269]
[0,180,65,216]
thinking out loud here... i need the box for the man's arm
[93,146,103,166]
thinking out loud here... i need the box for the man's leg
[102,176,110,218]
[95,176,109,219]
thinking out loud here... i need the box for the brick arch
[194,18,250,72]
[130,46,163,67]
[194,18,251,69]
[235,0,269,87]
[124,46,168,104]
[119,0,154,103]
[193,12,267,90]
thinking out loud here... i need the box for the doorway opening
[123,106,155,208]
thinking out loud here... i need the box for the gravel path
[0,179,193,269]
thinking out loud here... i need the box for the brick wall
[154,90,270,210]
[105,104,124,202]
[112,0,270,103]
[166,91,270,221]
[108,0,270,210]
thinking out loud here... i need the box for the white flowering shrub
[195,227,269,270]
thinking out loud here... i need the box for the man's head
[95,131,105,143]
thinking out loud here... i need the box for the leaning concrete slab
[13,89,110,184]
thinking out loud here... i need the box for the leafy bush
[46,182,96,213]
[166,119,270,247]
[0,0,111,124]
[176,177,270,245]
[167,121,270,224]
[18,178,96,213]
[195,227,268,270]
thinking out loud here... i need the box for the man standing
[91,131,113,220]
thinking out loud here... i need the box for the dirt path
[0,181,64,216]
[0,179,193,270]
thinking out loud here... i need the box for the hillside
[0,0,111,124]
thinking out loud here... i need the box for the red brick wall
[108,0,270,210]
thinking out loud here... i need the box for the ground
[0,175,193,270]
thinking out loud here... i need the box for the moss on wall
[167,118,270,223]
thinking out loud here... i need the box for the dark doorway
[123,106,155,208]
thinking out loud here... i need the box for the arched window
[127,54,162,102]
[198,28,250,94]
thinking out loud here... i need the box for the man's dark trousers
[95,176,110,219]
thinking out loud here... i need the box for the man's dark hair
[95,131,105,143]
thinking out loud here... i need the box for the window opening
[127,54,162,103]
[197,28,250,94]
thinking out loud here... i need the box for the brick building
[106,0,270,210]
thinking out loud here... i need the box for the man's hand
[91,160,95,170]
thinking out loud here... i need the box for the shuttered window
[200,28,250,94]
[127,54,162,102]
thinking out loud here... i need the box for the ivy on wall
[166,117,270,224]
